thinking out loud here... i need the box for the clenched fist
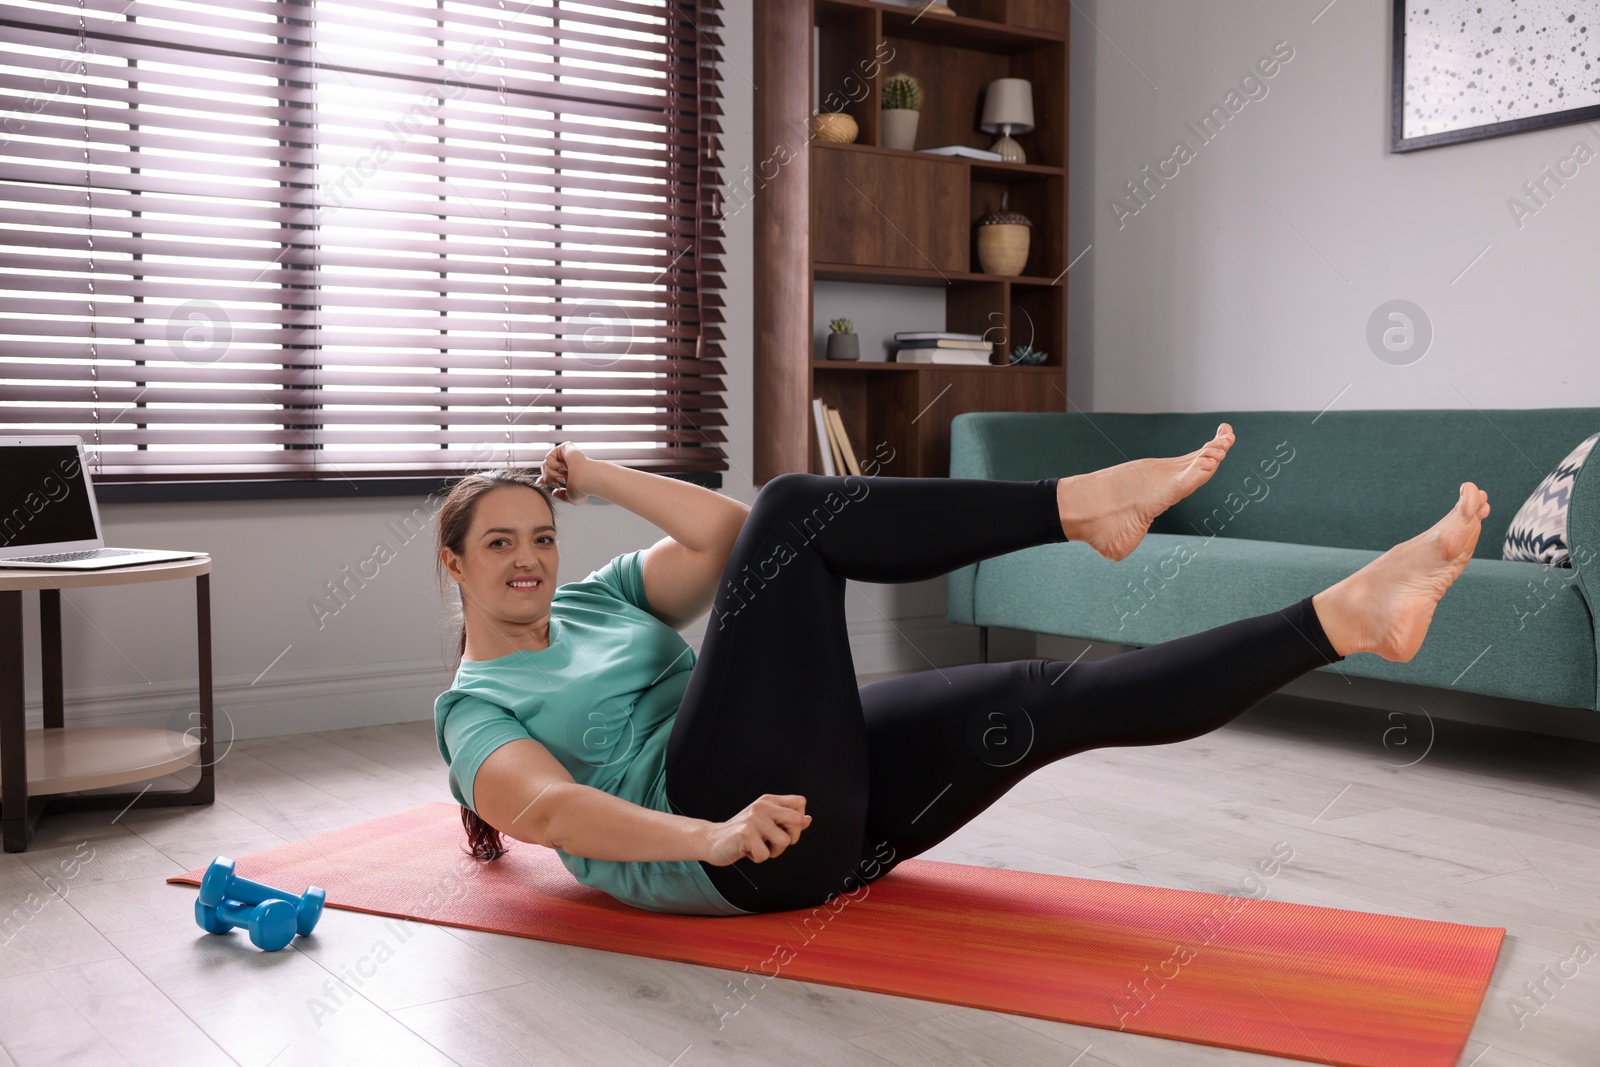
[537,441,592,504]
[701,794,812,866]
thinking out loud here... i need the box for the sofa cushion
[1503,431,1600,566]
[971,533,1594,711]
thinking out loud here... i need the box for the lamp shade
[980,78,1034,134]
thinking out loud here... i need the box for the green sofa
[946,409,1600,712]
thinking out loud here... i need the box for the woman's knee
[738,473,831,550]
[755,471,827,514]
[752,472,874,544]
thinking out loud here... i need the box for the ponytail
[461,805,509,861]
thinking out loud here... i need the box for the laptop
[0,436,206,570]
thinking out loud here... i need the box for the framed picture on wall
[1391,0,1600,151]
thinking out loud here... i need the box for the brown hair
[435,467,558,862]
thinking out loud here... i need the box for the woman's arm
[475,740,715,863]
[473,739,813,867]
[543,782,716,862]
[581,459,749,553]
[557,452,752,628]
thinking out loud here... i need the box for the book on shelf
[918,145,1004,161]
[824,405,849,475]
[811,397,837,476]
[825,405,861,476]
[896,338,992,351]
[893,331,987,342]
[892,349,995,366]
[811,397,861,476]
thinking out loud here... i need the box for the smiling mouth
[507,578,542,591]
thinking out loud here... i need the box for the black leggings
[662,472,1344,914]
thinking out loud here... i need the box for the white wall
[1070,0,1599,415]
[21,0,996,745]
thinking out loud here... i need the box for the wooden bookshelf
[754,0,1071,481]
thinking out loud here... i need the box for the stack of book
[811,398,863,476]
[892,332,994,365]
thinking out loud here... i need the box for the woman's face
[445,485,559,636]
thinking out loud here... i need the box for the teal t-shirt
[433,549,751,917]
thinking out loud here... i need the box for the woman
[434,425,1490,916]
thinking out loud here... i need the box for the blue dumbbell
[195,897,297,952]
[198,856,325,937]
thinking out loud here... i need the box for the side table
[0,557,215,852]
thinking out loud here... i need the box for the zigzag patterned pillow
[1502,431,1600,565]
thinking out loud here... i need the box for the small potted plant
[825,317,860,361]
[881,73,922,151]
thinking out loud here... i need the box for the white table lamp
[980,78,1035,163]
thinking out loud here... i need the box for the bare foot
[1058,423,1237,561]
[1312,483,1491,662]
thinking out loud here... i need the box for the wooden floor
[1,689,1595,1067]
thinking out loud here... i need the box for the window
[0,0,726,483]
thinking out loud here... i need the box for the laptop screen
[0,443,99,550]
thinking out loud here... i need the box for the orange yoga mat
[170,802,1501,1067]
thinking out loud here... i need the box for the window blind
[0,0,726,481]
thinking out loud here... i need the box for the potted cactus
[825,317,860,361]
[881,73,922,151]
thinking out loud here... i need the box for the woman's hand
[537,441,593,505]
[700,794,812,866]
